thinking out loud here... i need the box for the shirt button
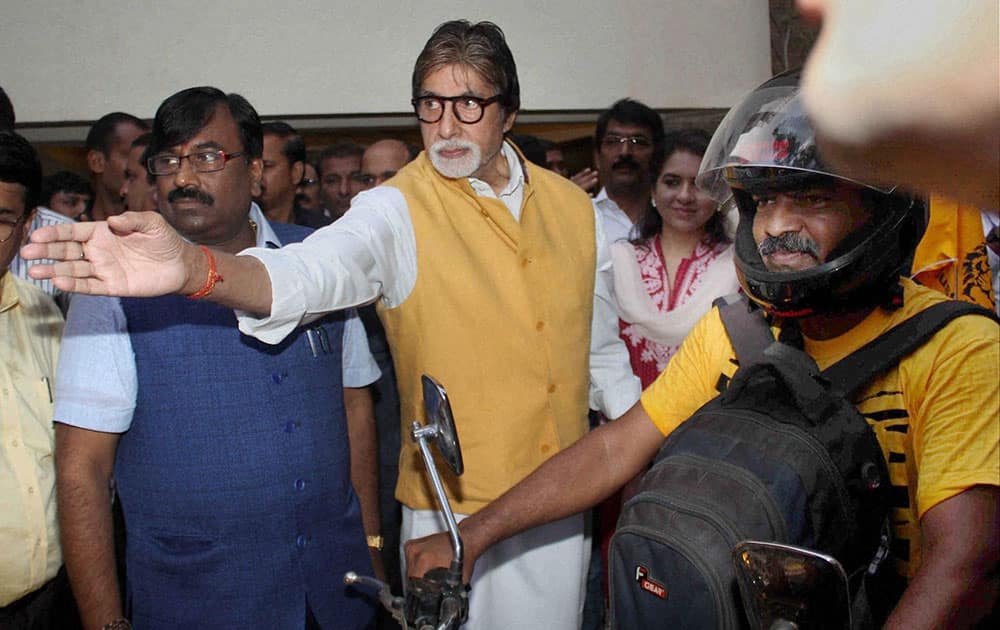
[547,384,557,394]
[540,444,552,454]
[295,478,306,491]
[272,372,283,384]
[296,535,307,549]
[27,486,35,494]
[11,439,18,447]
[536,321,545,332]
[284,421,295,433]
[521,258,530,267]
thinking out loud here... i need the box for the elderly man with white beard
[22,19,640,630]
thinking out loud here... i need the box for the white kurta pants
[401,507,590,630]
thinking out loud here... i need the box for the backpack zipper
[655,452,789,542]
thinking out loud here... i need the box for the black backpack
[608,296,994,629]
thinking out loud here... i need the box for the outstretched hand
[20,211,194,297]
[404,532,474,584]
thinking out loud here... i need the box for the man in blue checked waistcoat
[53,87,381,630]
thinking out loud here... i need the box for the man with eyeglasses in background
[0,130,81,630]
[584,99,665,244]
[50,86,381,630]
[294,161,329,228]
[22,20,639,630]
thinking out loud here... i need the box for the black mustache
[167,186,214,206]
[757,232,819,258]
[612,155,641,170]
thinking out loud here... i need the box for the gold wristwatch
[366,534,384,551]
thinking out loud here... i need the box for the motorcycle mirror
[421,374,464,476]
[732,540,851,630]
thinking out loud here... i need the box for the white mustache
[431,139,476,155]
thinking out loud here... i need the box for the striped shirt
[9,207,75,298]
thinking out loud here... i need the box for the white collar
[468,141,524,200]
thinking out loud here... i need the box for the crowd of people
[2,8,998,630]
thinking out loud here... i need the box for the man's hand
[404,531,474,584]
[570,168,599,196]
[20,211,197,297]
[796,0,1000,209]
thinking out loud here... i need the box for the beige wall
[3,0,770,123]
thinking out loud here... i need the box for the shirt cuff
[54,402,134,434]
[235,247,308,344]
[592,374,642,419]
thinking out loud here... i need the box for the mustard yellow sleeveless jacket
[379,151,596,513]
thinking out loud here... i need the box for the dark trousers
[0,567,82,630]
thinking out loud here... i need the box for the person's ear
[502,110,517,134]
[249,157,264,198]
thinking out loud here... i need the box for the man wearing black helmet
[405,72,1000,628]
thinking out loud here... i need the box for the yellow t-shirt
[641,279,999,577]
[0,273,64,605]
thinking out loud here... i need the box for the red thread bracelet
[185,245,224,299]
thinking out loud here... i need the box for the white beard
[429,139,482,179]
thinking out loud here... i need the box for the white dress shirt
[593,187,636,245]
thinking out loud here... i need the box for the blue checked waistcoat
[118,222,374,629]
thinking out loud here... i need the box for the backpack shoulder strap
[823,301,998,398]
[715,293,773,366]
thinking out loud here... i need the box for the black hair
[413,20,520,115]
[40,170,91,206]
[0,131,43,212]
[316,142,363,176]
[595,98,665,152]
[0,86,14,131]
[149,87,262,159]
[85,112,148,154]
[509,133,547,168]
[262,121,306,165]
[632,128,729,245]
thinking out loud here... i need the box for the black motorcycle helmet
[696,70,926,317]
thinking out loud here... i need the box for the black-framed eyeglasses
[601,134,653,149]
[0,213,27,243]
[411,94,503,124]
[147,149,245,176]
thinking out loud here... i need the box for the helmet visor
[696,82,896,203]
